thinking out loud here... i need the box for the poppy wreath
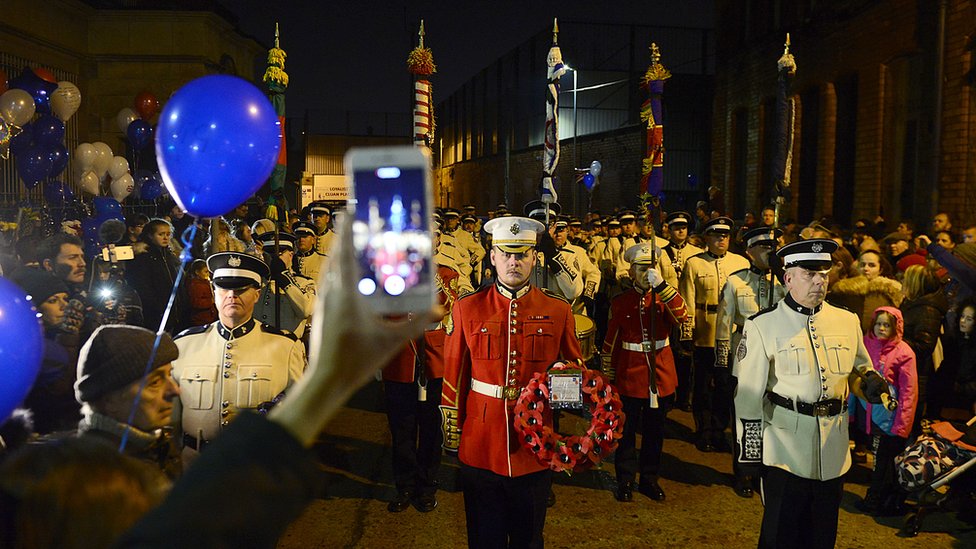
[513,361,625,474]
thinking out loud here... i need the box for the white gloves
[646,268,664,288]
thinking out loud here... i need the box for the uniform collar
[750,265,769,275]
[217,317,256,340]
[296,248,316,257]
[784,293,822,315]
[496,282,532,300]
[705,250,726,259]
[669,240,686,249]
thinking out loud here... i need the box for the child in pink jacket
[852,306,918,516]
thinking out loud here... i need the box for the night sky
[224,1,714,116]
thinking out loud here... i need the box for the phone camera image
[351,167,431,299]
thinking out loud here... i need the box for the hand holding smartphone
[344,146,435,315]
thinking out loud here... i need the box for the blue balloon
[127,119,153,150]
[93,196,123,217]
[43,179,74,205]
[9,122,33,157]
[17,145,53,187]
[33,114,65,146]
[0,277,44,423]
[47,143,69,177]
[138,171,163,200]
[8,67,57,115]
[583,173,596,191]
[81,218,101,259]
[156,75,281,217]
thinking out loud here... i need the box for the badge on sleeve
[736,331,748,362]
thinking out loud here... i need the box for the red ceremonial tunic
[602,286,688,399]
[442,283,583,477]
[382,265,463,382]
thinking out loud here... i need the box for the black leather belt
[767,392,847,417]
[695,304,718,313]
[182,433,209,451]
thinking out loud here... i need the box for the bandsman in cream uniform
[733,239,889,549]
[714,226,786,498]
[679,216,750,452]
[254,232,316,339]
[662,211,703,411]
[308,201,336,256]
[523,201,585,304]
[292,221,327,283]
[172,252,306,465]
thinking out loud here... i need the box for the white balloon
[51,81,82,122]
[74,143,97,171]
[589,160,603,177]
[79,171,100,195]
[116,107,138,134]
[0,89,36,127]
[111,173,134,201]
[91,142,113,178]
[108,156,130,180]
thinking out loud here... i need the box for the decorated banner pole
[408,20,436,150]
[263,22,289,328]
[542,18,567,226]
[639,43,670,198]
[770,34,796,308]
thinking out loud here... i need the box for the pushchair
[894,416,976,537]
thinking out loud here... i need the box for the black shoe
[638,480,666,501]
[546,487,556,508]
[387,491,413,513]
[615,481,634,502]
[414,493,438,513]
[695,438,716,453]
[854,496,880,515]
[733,477,754,498]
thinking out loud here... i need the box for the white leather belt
[471,378,505,399]
[622,338,669,352]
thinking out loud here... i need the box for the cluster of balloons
[582,160,602,191]
[0,67,81,193]
[115,90,159,151]
[81,197,126,258]
[73,142,135,201]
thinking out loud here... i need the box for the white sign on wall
[313,174,348,201]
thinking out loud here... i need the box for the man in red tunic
[603,242,688,502]
[441,216,583,549]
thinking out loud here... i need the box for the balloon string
[119,219,198,454]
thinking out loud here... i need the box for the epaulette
[261,322,298,341]
[456,285,490,302]
[294,273,314,282]
[729,267,749,278]
[174,324,208,340]
[688,251,708,261]
[540,287,571,304]
[748,302,779,321]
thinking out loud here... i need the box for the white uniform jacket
[714,267,786,366]
[732,296,873,480]
[614,235,678,289]
[294,249,327,285]
[255,271,316,338]
[663,240,703,282]
[678,251,750,346]
[173,319,306,457]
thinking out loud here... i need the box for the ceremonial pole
[542,18,567,227]
[408,20,436,151]
[770,34,796,308]
[263,22,289,329]
[639,43,670,408]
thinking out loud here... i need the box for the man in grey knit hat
[75,324,182,478]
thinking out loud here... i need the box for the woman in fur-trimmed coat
[827,250,904,335]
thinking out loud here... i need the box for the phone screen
[351,166,431,300]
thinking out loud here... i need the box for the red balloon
[0,68,7,95]
[32,67,57,84]
[134,91,160,120]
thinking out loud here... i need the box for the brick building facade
[712,0,976,229]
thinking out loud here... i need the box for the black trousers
[672,334,694,407]
[460,464,552,549]
[759,467,843,549]
[616,394,674,484]
[869,432,908,506]
[692,346,733,443]
[383,379,443,497]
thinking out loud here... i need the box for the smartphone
[102,245,134,261]
[344,145,434,315]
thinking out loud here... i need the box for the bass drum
[574,314,596,362]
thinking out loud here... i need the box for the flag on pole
[771,34,797,227]
[542,18,567,205]
[639,43,670,197]
[408,20,436,149]
[263,23,289,217]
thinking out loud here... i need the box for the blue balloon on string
[33,114,65,146]
[43,179,74,205]
[9,122,33,157]
[156,75,281,217]
[136,170,163,200]
[93,196,123,218]
[16,145,53,187]
[47,143,69,177]
[0,277,44,423]
[127,119,153,150]
[583,173,596,191]
[7,67,57,115]
[686,174,699,188]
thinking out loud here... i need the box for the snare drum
[573,314,596,362]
